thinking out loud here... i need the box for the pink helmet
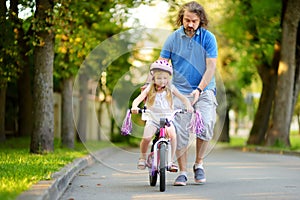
[150,60,173,75]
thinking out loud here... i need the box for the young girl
[131,60,193,171]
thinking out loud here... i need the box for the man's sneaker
[174,175,187,186]
[193,164,206,184]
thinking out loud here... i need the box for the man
[158,1,218,186]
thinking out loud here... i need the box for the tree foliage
[218,0,300,147]
[52,0,153,145]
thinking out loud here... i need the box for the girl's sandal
[169,163,178,172]
[137,158,146,170]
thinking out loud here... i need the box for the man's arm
[199,58,217,90]
[191,57,217,105]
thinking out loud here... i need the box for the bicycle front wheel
[149,169,157,186]
[159,142,166,192]
[149,152,157,186]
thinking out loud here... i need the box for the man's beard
[184,27,196,36]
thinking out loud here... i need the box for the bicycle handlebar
[130,106,190,124]
[131,106,186,114]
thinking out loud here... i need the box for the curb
[16,147,116,200]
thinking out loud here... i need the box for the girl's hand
[131,107,139,114]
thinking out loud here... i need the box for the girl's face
[154,71,170,89]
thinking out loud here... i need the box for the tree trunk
[298,114,300,135]
[218,107,230,143]
[110,117,116,142]
[77,73,88,143]
[10,0,34,137]
[0,86,6,142]
[17,45,33,137]
[97,100,104,141]
[0,0,7,142]
[30,0,55,153]
[247,42,280,145]
[61,76,75,148]
[266,0,300,147]
[291,21,300,129]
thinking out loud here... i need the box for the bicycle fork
[152,139,172,171]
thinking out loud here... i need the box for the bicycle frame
[146,108,185,171]
[151,127,172,172]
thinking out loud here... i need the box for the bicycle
[138,107,186,192]
[121,107,203,192]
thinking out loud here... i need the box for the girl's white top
[142,88,173,122]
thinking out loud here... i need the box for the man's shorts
[173,89,218,150]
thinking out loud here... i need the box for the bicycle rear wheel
[159,142,166,192]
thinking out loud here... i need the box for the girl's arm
[171,85,194,112]
[131,85,150,114]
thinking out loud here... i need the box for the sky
[126,1,172,29]
[15,0,172,29]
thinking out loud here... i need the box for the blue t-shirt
[160,26,218,94]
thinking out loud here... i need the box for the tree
[295,23,300,134]
[0,0,23,141]
[217,0,282,144]
[10,0,34,138]
[247,40,280,145]
[295,95,300,134]
[266,0,300,147]
[30,0,55,153]
[53,0,156,146]
[54,0,82,148]
[0,0,7,142]
[236,0,281,146]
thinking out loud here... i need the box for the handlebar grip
[178,109,196,114]
[130,106,147,114]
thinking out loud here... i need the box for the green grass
[222,131,300,151]
[290,131,300,150]
[0,137,113,200]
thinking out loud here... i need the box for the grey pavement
[18,144,300,200]
[59,144,300,200]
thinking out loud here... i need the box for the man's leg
[193,138,209,184]
[176,147,188,172]
[193,90,217,184]
[174,147,188,186]
[173,95,194,186]
[195,138,208,165]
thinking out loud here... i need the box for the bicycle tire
[149,154,157,186]
[159,142,166,192]
[149,169,157,186]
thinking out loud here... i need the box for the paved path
[59,145,300,200]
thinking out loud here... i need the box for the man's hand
[190,89,201,105]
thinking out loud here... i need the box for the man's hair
[176,1,209,28]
